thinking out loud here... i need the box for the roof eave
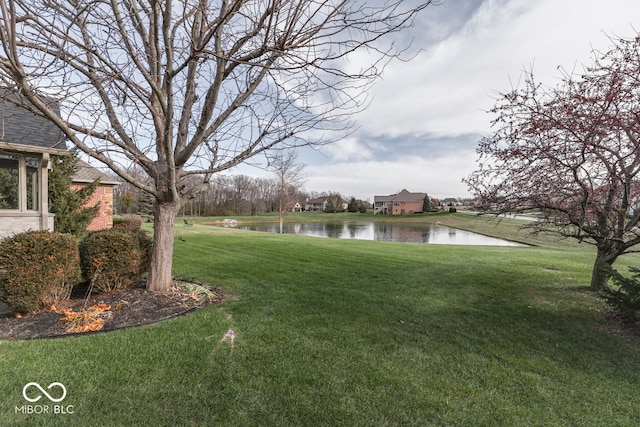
[0,141,70,156]
[72,177,120,186]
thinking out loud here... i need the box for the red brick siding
[70,183,114,231]
[392,201,423,215]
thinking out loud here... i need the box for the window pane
[26,157,39,211]
[0,155,19,209]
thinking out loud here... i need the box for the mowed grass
[2,222,640,426]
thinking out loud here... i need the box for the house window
[0,155,19,209]
[26,157,39,211]
[0,154,41,211]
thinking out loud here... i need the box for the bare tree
[229,174,255,215]
[324,192,344,213]
[269,150,305,233]
[466,34,640,291]
[0,0,433,291]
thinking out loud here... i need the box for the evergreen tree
[48,150,99,236]
[347,197,359,213]
[423,195,433,212]
[136,188,154,217]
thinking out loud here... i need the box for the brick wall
[70,183,115,231]
[392,201,423,215]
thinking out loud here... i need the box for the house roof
[305,197,328,204]
[374,189,427,203]
[73,159,120,186]
[0,89,68,154]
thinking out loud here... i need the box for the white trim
[0,141,68,156]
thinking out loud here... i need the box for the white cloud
[318,137,377,162]
[353,0,640,139]
[244,0,640,200]
[305,149,478,200]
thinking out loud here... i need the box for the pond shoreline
[234,220,528,246]
[196,211,533,246]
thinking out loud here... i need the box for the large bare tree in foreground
[0,0,433,291]
[466,35,640,291]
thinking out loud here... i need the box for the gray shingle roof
[0,89,67,151]
[0,89,119,187]
[74,159,120,186]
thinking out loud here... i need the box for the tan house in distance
[374,189,428,215]
[305,196,348,212]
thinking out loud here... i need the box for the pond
[237,221,526,246]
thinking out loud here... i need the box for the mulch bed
[0,280,224,340]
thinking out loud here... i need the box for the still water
[237,221,526,246]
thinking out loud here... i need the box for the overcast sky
[288,0,640,201]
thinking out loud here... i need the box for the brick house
[72,160,119,231]
[373,189,428,215]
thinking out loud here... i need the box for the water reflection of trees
[373,223,431,243]
[240,222,523,246]
[347,223,359,238]
[322,223,344,239]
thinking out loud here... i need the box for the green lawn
[2,218,640,426]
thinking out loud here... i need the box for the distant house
[305,197,327,212]
[374,189,428,215]
[0,90,117,239]
[441,197,461,207]
[286,201,303,212]
[305,196,348,212]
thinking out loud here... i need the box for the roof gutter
[0,141,70,156]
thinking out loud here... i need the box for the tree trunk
[589,248,616,292]
[147,200,180,291]
[590,263,609,292]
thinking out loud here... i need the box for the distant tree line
[112,171,368,217]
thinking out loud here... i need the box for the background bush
[0,231,81,314]
[114,214,143,230]
[79,228,152,292]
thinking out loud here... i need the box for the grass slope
[2,224,640,426]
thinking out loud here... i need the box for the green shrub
[48,150,100,236]
[126,228,153,272]
[0,231,81,314]
[601,266,640,322]
[79,228,152,292]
